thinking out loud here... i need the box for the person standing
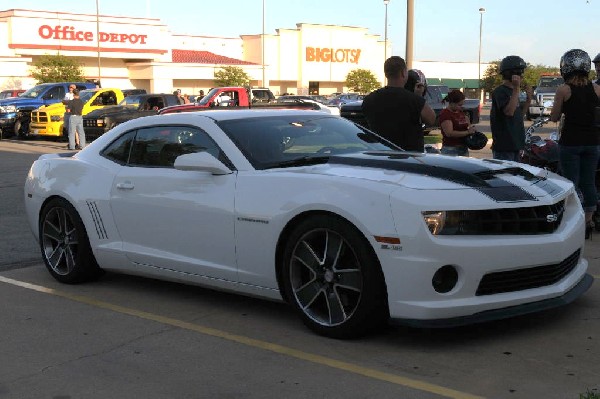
[63,89,86,150]
[362,56,435,152]
[439,90,476,156]
[173,90,184,105]
[63,84,76,147]
[490,55,533,161]
[550,49,600,238]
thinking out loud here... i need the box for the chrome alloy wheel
[41,206,79,276]
[289,228,363,327]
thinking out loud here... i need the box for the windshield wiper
[262,156,330,169]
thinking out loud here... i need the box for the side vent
[86,201,108,240]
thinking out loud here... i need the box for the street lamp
[96,0,101,86]
[478,7,485,97]
[383,0,390,63]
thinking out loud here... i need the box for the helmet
[592,52,600,64]
[405,69,427,95]
[466,131,488,150]
[499,55,527,74]
[560,49,591,78]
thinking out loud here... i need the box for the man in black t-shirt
[361,56,436,152]
[63,90,86,150]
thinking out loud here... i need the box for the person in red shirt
[439,89,476,156]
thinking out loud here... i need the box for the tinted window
[101,130,136,164]
[126,125,229,168]
[218,114,398,169]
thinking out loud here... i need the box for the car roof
[157,108,332,122]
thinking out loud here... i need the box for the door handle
[116,182,134,190]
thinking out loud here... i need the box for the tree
[481,60,560,93]
[345,69,381,94]
[30,54,85,84]
[214,66,251,87]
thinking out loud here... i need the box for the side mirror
[174,152,232,175]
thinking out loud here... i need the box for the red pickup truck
[159,87,324,115]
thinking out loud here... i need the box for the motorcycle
[518,101,560,173]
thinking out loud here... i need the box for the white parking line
[0,275,485,399]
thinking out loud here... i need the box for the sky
[3,0,599,67]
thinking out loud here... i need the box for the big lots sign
[38,25,148,44]
[305,47,362,64]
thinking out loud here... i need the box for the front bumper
[0,114,17,128]
[393,273,593,328]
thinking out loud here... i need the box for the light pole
[406,0,414,69]
[478,7,485,99]
[96,0,101,86]
[383,0,390,63]
[262,0,266,87]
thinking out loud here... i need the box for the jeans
[492,150,520,162]
[68,115,86,150]
[441,145,469,157]
[559,145,599,212]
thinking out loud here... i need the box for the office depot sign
[38,25,148,44]
[306,47,361,64]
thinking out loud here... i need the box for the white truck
[527,74,564,120]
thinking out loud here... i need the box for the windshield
[119,96,143,107]
[18,85,48,99]
[79,90,96,103]
[218,114,400,169]
[538,77,564,87]
[197,88,221,105]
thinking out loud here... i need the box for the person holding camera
[439,89,476,156]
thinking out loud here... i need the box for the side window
[124,125,228,168]
[101,130,136,164]
[44,86,64,100]
[76,84,89,92]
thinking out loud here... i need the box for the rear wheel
[281,215,388,338]
[39,198,102,284]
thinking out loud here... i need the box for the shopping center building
[0,8,489,96]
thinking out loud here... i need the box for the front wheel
[281,215,388,338]
[39,198,102,284]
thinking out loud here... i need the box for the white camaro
[24,109,593,338]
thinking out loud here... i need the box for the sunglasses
[416,84,424,88]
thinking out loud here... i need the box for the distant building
[0,8,486,96]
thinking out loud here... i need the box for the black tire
[281,215,388,338]
[39,198,102,284]
[13,120,23,139]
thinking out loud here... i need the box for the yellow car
[29,88,124,139]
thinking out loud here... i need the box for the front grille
[31,111,48,123]
[476,249,580,296]
[83,119,98,127]
[439,200,565,235]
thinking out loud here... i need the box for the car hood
[0,97,42,107]
[84,105,132,117]
[36,102,65,112]
[310,152,567,201]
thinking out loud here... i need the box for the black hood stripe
[329,152,545,202]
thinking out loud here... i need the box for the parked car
[0,89,25,99]
[82,93,180,140]
[327,93,363,107]
[24,110,592,338]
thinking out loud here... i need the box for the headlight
[96,119,105,126]
[422,211,446,235]
[0,105,16,113]
[50,115,62,122]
